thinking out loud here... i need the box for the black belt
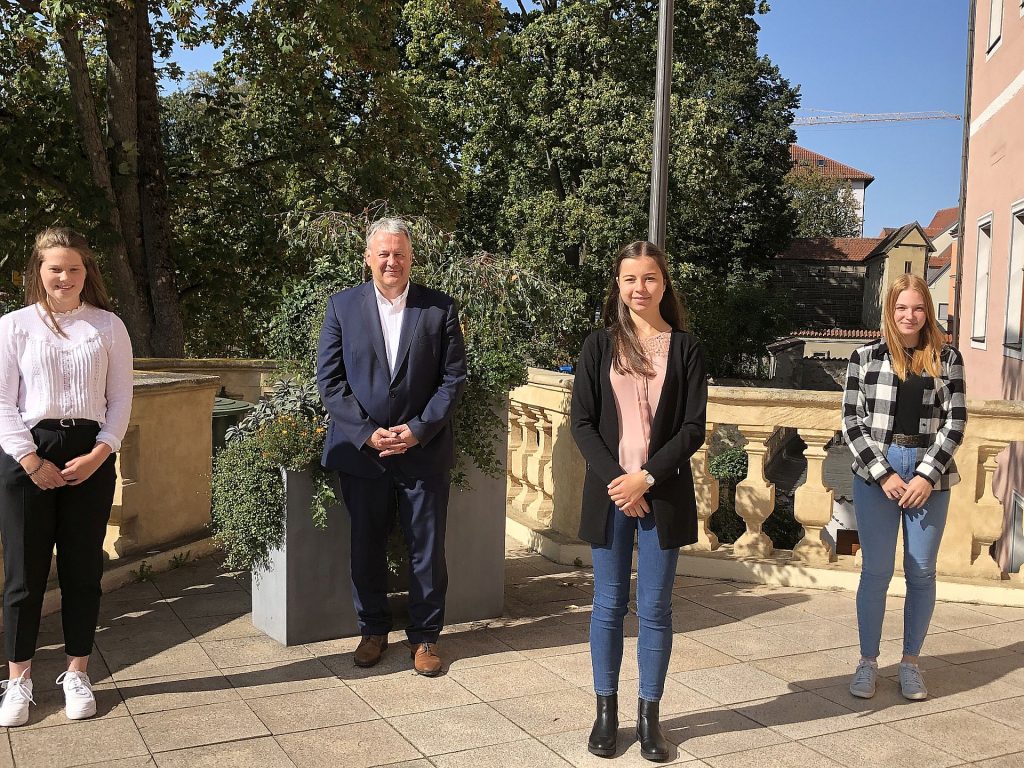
[35,418,100,430]
[892,433,927,448]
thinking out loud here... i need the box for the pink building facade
[960,0,1024,571]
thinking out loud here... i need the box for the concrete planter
[252,462,506,646]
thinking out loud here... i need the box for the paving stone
[801,723,962,768]
[101,640,218,682]
[180,613,265,642]
[10,718,148,768]
[116,670,239,715]
[448,659,574,702]
[247,685,378,733]
[733,690,878,740]
[431,738,573,768]
[704,742,844,767]
[663,707,789,759]
[224,658,346,699]
[489,687,595,737]
[200,634,314,669]
[276,719,422,768]
[152,736,294,768]
[888,708,1024,762]
[389,702,528,756]
[670,663,795,706]
[134,700,268,752]
[22,683,128,729]
[349,672,479,717]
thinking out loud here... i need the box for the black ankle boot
[637,698,670,762]
[587,693,618,757]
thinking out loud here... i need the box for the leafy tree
[1,0,185,355]
[786,168,863,238]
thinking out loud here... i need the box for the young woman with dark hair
[571,241,707,761]
[0,228,133,726]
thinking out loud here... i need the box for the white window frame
[938,303,949,321]
[973,215,994,348]
[1005,201,1024,360]
[988,0,1004,54]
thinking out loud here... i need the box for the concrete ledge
[506,514,1024,608]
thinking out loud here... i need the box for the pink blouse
[609,332,671,473]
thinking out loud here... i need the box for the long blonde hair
[881,273,944,380]
[24,228,113,337]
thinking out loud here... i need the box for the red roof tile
[925,206,958,235]
[779,237,884,262]
[789,145,875,184]
[930,243,952,269]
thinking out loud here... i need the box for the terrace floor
[4,539,1024,768]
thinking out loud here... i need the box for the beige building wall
[962,0,1024,571]
[862,232,930,329]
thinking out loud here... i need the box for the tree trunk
[56,19,155,355]
[55,6,185,357]
[135,0,185,356]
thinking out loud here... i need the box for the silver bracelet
[26,457,45,477]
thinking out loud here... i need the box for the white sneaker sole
[0,709,29,727]
[901,690,928,701]
[65,700,97,720]
[849,687,875,699]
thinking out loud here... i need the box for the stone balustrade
[134,358,278,403]
[507,368,1024,582]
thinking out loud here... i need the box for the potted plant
[210,209,582,645]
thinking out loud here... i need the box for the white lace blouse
[0,303,134,461]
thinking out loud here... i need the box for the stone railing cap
[132,371,221,390]
[133,358,278,370]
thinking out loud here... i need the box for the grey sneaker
[899,662,928,700]
[849,658,877,699]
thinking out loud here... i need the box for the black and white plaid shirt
[841,339,967,490]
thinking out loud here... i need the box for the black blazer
[570,328,708,550]
[316,281,468,479]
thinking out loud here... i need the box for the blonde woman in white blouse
[0,228,132,727]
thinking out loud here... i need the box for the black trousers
[0,421,116,662]
[338,469,450,644]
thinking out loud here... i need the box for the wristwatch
[642,470,655,487]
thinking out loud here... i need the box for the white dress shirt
[373,282,410,375]
[0,303,134,461]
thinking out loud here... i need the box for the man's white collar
[373,281,410,307]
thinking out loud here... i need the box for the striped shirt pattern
[841,339,967,490]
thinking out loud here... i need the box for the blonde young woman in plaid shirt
[841,273,966,702]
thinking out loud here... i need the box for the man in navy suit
[316,218,467,675]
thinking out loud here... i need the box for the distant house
[789,145,875,235]
[924,206,959,330]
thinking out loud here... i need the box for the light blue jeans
[853,444,950,658]
[590,504,679,701]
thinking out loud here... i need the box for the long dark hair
[602,240,687,377]
[25,227,113,337]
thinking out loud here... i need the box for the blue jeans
[853,444,950,658]
[591,504,679,701]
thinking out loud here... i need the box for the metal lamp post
[647,0,674,250]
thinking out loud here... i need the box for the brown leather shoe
[353,635,388,668]
[411,642,442,676]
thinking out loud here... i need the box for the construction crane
[793,110,961,126]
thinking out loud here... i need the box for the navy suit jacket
[317,281,468,479]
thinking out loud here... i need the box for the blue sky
[165,0,969,238]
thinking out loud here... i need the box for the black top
[570,329,707,550]
[893,355,928,436]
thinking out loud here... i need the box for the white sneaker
[56,670,96,720]
[849,658,878,699]
[0,673,35,726]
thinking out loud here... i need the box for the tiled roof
[930,243,953,269]
[925,206,959,236]
[789,145,875,184]
[793,328,881,339]
[780,237,884,262]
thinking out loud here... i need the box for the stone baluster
[791,429,838,565]
[971,442,1010,579]
[512,404,537,512]
[733,425,777,558]
[686,424,720,551]
[525,406,554,524]
[506,400,524,502]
